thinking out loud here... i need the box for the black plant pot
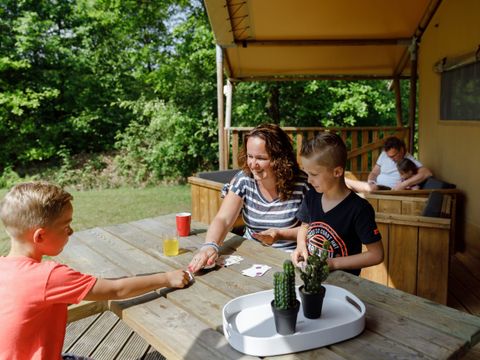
[270,299,300,335]
[299,285,326,319]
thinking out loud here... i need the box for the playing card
[241,264,272,277]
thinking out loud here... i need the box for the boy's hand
[291,246,309,266]
[166,269,190,288]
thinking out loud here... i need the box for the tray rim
[222,284,366,356]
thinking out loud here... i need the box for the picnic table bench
[58,214,480,359]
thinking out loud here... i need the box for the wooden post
[408,40,418,154]
[216,45,226,170]
[393,78,403,127]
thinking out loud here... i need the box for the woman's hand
[252,228,279,246]
[187,246,218,273]
[291,245,309,267]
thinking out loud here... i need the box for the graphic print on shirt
[307,221,348,258]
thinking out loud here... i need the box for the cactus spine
[298,240,331,293]
[273,260,297,310]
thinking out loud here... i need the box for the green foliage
[273,260,297,310]
[114,99,218,182]
[297,240,331,293]
[0,167,24,189]
[0,0,413,184]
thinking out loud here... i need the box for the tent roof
[203,0,441,81]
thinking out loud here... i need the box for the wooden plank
[375,213,451,229]
[327,271,480,347]
[191,183,201,222]
[141,346,165,360]
[388,224,417,294]
[296,132,303,166]
[114,297,254,360]
[366,197,378,211]
[360,130,369,175]
[64,313,102,351]
[449,256,480,315]
[68,301,107,323]
[59,233,129,278]
[117,332,152,359]
[90,318,135,360]
[329,329,434,360]
[378,199,402,214]
[199,187,209,224]
[351,130,358,172]
[67,311,119,357]
[361,302,465,359]
[417,227,450,304]
[401,198,426,215]
[208,187,220,223]
[360,222,389,286]
[455,252,480,282]
[74,227,172,276]
[232,130,239,169]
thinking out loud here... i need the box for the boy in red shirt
[0,182,189,360]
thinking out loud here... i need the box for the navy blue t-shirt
[296,189,382,275]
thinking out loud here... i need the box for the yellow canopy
[204,0,441,80]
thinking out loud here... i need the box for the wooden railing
[227,126,409,180]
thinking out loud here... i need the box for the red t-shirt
[0,256,97,360]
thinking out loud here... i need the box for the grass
[0,185,191,256]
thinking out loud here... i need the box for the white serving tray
[223,284,365,356]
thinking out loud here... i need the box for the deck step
[64,312,165,359]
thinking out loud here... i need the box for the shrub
[114,98,218,183]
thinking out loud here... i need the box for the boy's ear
[33,228,46,244]
[333,166,344,178]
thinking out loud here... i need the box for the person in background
[396,157,422,190]
[292,132,384,275]
[188,123,309,273]
[0,182,189,360]
[345,136,432,192]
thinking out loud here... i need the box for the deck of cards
[242,264,272,277]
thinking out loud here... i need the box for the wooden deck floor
[64,311,164,360]
[65,252,480,359]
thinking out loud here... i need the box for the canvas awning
[204,0,442,81]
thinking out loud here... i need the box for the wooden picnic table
[57,214,480,359]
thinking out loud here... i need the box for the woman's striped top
[227,170,309,251]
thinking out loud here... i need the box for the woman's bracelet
[201,242,220,252]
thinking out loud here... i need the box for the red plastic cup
[176,212,191,236]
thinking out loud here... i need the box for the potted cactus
[296,240,331,319]
[271,259,300,335]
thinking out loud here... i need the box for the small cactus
[297,240,330,294]
[273,259,297,310]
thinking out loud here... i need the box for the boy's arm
[84,269,189,301]
[328,240,384,271]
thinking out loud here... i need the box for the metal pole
[224,80,233,168]
[216,45,225,170]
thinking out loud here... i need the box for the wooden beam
[408,43,418,154]
[393,78,403,126]
[235,38,411,47]
[229,74,409,82]
[67,301,107,323]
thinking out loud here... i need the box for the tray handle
[225,323,232,339]
[346,295,362,313]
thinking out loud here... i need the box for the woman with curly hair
[188,124,309,273]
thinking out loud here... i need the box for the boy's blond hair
[300,132,347,170]
[0,182,73,238]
